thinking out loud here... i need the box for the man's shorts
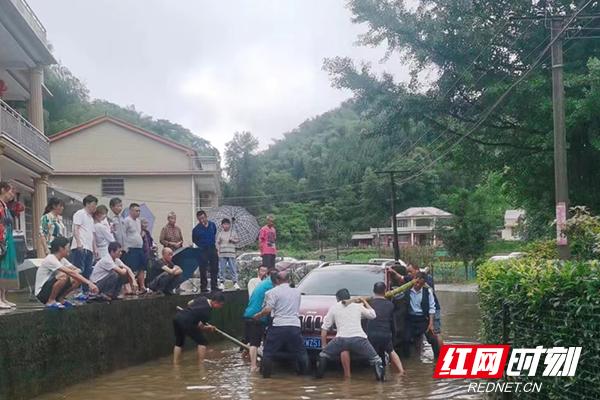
[173,316,207,347]
[36,274,73,304]
[122,248,146,272]
[262,254,276,270]
[244,318,265,347]
[320,337,380,364]
[369,333,394,355]
[434,309,442,334]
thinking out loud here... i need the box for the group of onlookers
[0,184,278,310]
[31,195,277,309]
[33,195,186,308]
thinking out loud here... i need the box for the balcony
[10,0,48,45]
[0,99,50,165]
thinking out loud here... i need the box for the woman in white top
[94,205,115,260]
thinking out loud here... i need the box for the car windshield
[297,268,384,296]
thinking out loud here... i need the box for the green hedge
[478,260,600,399]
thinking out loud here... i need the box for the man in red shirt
[258,215,277,270]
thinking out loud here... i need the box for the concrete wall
[0,291,247,400]
[50,120,191,172]
[50,175,197,243]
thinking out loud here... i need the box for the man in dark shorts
[122,203,147,293]
[367,282,405,375]
[317,288,385,381]
[35,237,98,308]
[253,271,309,378]
[173,292,225,363]
[242,272,275,372]
[192,210,219,292]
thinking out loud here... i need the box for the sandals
[45,303,65,310]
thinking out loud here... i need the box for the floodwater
[34,290,481,400]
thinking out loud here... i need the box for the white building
[501,209,525,241]
[0,0,56,257]
[361,207,453,247]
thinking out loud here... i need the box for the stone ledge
[0,291,247,400]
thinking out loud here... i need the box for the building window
[397,219,408,228]
[415,218,432,227]
[102,177,125,196]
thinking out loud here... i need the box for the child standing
[216,218,240,290]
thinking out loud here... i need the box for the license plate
[304,337,321,349]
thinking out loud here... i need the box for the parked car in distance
[489,252,526,262]
[236,252,261,269]
[368,258,407,268]
[296,263,390,355]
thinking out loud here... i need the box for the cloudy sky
[29,0,409,153]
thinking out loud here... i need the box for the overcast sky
[29,0,409,154]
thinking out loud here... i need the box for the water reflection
[34,291,481,400]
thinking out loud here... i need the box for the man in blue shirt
[242,272,275,372]
[400,271,440,358]
[192,210,218,292]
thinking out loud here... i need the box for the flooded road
[34,290,481,400]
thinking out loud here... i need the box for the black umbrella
[207,205,260,248]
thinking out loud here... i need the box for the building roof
[505,209,525,220]
[396,207,452,218]
[49,115,197,155]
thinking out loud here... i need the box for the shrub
[478,259,600,398]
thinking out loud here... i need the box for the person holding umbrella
[192,210,219,292]
[259,215,277,271]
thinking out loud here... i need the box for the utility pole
[551,18,570,260]
[376,170,409,262]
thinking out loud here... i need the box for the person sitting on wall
[90,242,138,301]
[148,247,184,295]
[173,292,226,364]
[34,237,99,309]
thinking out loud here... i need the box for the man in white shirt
[317,288,385,381]
[246,265,268,297]
[70,195,98,298]
[121,203,146,293]
[35,237,98,308]
[91,242,137,300]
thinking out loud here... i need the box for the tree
[436,189,495,279]
[223,132,262,209]
[326,0,600,238]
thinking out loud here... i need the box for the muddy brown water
[33,290,481,400]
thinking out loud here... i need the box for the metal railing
[0,99,51,164]
[10,0,48,44]
[191,156,219,171]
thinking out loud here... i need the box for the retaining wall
[0,291,247,400]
